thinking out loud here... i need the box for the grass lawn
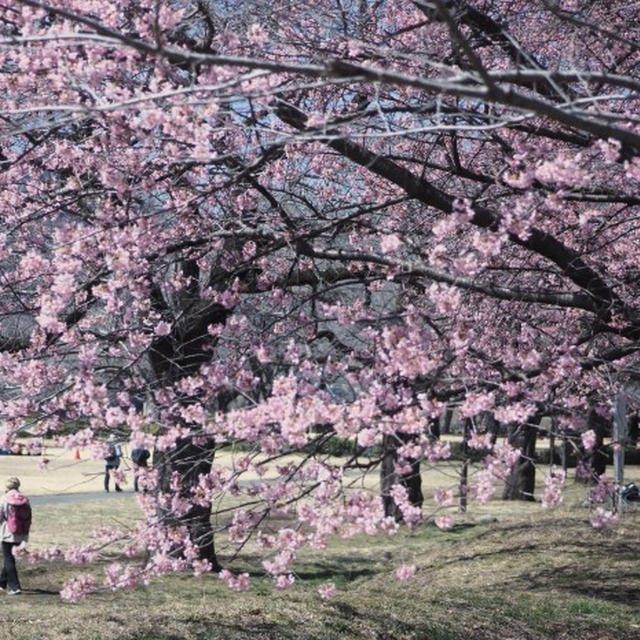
[0,480,637,640]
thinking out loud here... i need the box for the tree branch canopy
[1,0,639,600]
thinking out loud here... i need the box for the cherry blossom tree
[1,0,640,599]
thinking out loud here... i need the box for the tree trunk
[428,416,440,441]
[154,438,220,571]
[560,432,568,473]
[485,412,500,446]
[502,417,539,501]
[381,433,423,521]
[145,259,233,571]
[576,407,607,483]
[441,407,453,435]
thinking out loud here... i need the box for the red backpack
[7,501,31,536]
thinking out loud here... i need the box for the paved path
[30,491,134,506]
[28,467,376,506]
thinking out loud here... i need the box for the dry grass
[2,436,615,497]
[4,445,383,495]
[0,479,637,640]
[0,446,106,496]
[1,450,639,640]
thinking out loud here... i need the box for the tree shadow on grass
[228,553,381,585]
[511,563,640,606]
[419,541,543,572]
[121,606,461,640]
[293,556,379,584]
[21,588,60,596]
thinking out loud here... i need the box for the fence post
[459,418,470,513]
[549,416,556,470]
[613,392,627,511]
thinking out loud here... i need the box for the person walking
[0,477,31,595]
[104,434,123,492]
[130,445,150,492]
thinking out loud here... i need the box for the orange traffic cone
[74,448,81,460]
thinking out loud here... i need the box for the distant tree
[503,417,540,501]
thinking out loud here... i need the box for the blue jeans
[0,541,20,591]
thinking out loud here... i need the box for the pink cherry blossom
[219,570,251,591]
[433,489,454,507]
[274,573,296,590]
[60,574,98,602]
[590,508,618,529]
[434,515,455,530]
[0,0,638,601]
[318,582,337,600]
[395,564,417,581]
[380,234,403,254]
[541,469,565,508]
[155,322,172,336]
[581,429,597,452]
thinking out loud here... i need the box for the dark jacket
[105,442,122,467]
[131,448,150,466]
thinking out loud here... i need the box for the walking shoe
[8,589,21,595]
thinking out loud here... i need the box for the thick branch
[276,102,618,314]
[297,246,597,310]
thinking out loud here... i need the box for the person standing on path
[130,445,150,492]
[0,477,31,595]
[104,434,123,492]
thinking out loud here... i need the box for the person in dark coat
[104,435,123,492]
[130,446,150,492]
